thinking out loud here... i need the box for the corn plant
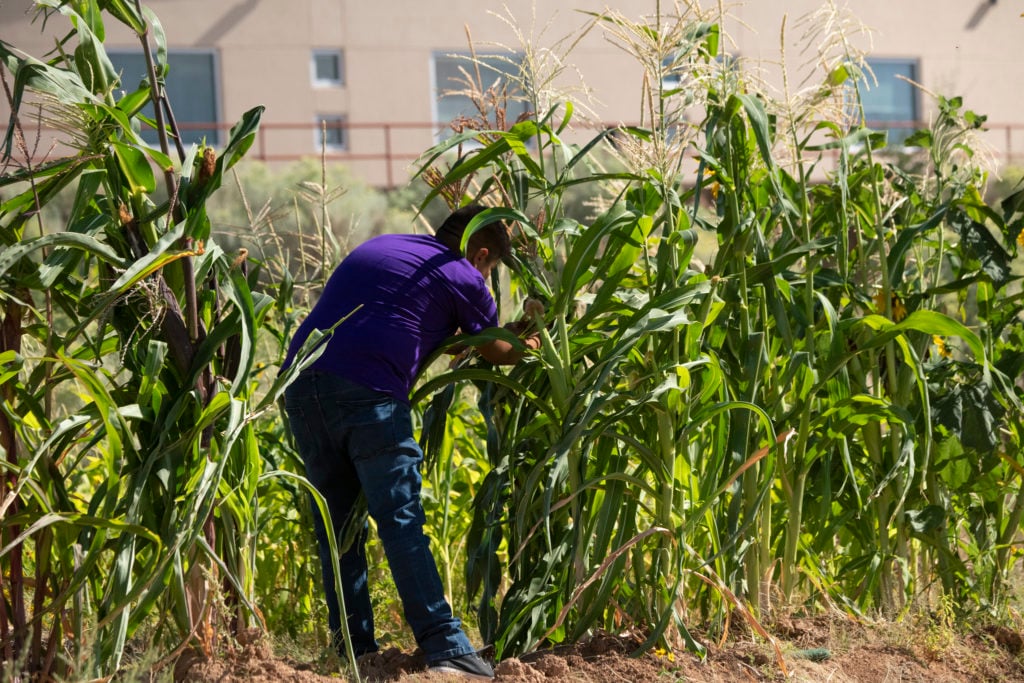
[0,1,325,679]
[3,0,1023,678]
[413,0,1024,661]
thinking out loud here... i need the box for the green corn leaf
[858,311,985,363]
[142,5,168,67]
[827,63,850,86]
[224,268,259,394]
[113,141,157,195]
[888,206,949,287]
[71,10,117,95]
[0,232,125,280]
[737,93,775,170]
[804,124,882,151]
[67,168,105,225]
[555,206,633,313]
[461,206,533,256]
[116,84,152,117]
[504,120,543,178]
[99,0,146,34]
[218,105,265,174]
[415,135,514,211]
[0,43,97,156]
[0,511,160,561]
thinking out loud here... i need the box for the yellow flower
[891,296,907,322]
[873,290,907,321]
[1017,229,1024,249]
[933,335,952,359]
[702,168,720,201]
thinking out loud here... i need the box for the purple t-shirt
[284,233,498,402]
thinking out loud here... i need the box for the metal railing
[4,119,1023,189]
[249,120,442,188]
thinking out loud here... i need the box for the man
[282,204,540,680]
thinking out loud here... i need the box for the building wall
[734,2,1020,120]
[1,1,1021,186]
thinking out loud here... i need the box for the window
[108,50,219,146]
[312,49,344,87]
[315,115,347,151]
[858,58,919,145]
[432,51,528,137]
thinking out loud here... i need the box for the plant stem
[0,299,25,662]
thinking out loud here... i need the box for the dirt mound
[174,617,1024,682]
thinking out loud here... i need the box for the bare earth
[176,616,1024,682]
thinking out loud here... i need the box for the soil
[175,616,1024,682]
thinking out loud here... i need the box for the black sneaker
[428,652,495,680]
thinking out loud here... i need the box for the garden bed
[176,615,1024,682]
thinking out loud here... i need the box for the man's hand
[504,298,546,336]
[503,319,531,336]
[476,299,547,364]
[448,346,472,368]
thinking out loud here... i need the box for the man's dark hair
[435,204,512,262]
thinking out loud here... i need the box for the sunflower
[874,290,907,322]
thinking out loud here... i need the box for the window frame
[311,48,345,87]
[108,47,222,146]
[314,114,348,152]
[859,57,920,147]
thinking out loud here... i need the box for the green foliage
[0,2,324,680]
[205,158,417,256]
[412,1,1024,662]
[4,2,1024,680]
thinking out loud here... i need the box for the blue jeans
[283,370,476,664]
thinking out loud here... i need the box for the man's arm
[459,297,546,366]
[475,332,541,365]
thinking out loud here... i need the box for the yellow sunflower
[874,290,907,322]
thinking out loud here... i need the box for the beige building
[2,0,1022,187]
